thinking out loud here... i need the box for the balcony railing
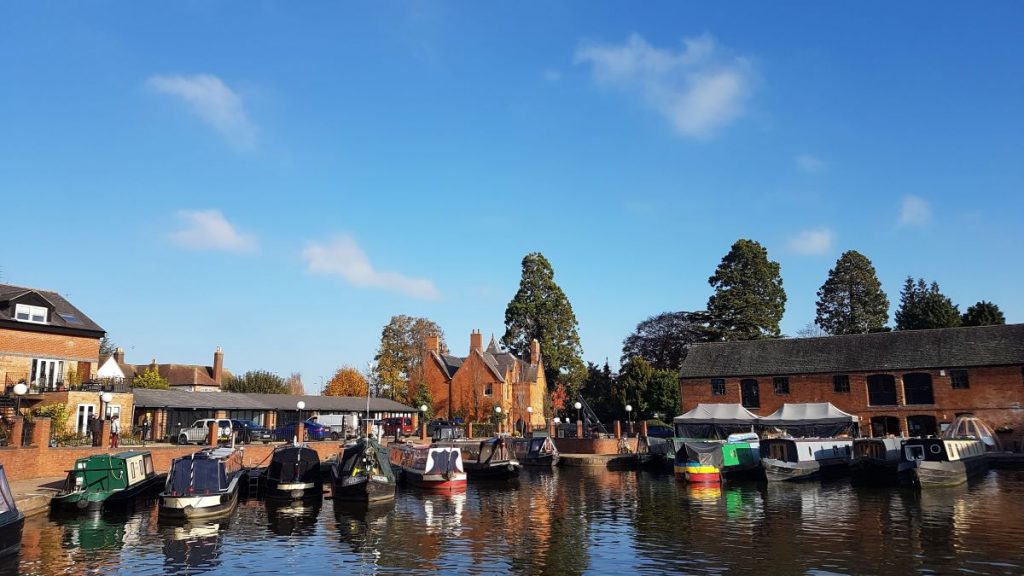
[3,376,131,396]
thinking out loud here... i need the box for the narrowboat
[904,414,995,488]
[159,447,244,519]
[0,465,24,558]
[760,438,852,482]
[447,437,520,481]
[510,436,560,467]
[673,433,761,482]
[331,437,396,503]
[52,451,166,512]
[264,444,323,501]
[387,442,466,490]
[850,438,912,485]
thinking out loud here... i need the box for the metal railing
[3,376,132,396]
[21,421,35,446]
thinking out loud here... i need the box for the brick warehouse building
[422,330,546,431]
[679,324,1024,449]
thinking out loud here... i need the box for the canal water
[7,468,1024,575]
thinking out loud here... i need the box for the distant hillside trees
[285,372,305,395]
[621,311,712,371]
[815,250,890,334]
[222,370,288,394]
[961,301,1005,327]
[502,252,586,394]
[894,277,960,330]
[707,239,786,340]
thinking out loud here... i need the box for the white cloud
[303,235,440,300]
[787,227,835,255]
[796,153,825,173]
[899,195,932,227]
[543,69,562,82]
[169,210,257,252]
[147,73,257,148]
[574,33,753,138]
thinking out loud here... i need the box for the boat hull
[159,486,240,520]
[913,457,988,488]
[521,454,559,467]
[465,461,521,481]
[264,479,322,501]
[332,475,396,503]
[52,473,166,513]
[0,514,25,558]
[763,458,849,482]
[850,458,916,485]
[402,469,467,491]
[685,466,721,484]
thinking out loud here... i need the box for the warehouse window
[950,369,969,389]
[833,374,850,393]
[773,377,790,395]
[867,374,897,406]
[710,378,726,396]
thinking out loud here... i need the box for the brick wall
[680,364,1024,446]
[552,437,635,455]
[0,428,347,481]
[0,327,101,362]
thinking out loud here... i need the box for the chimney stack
[213,346,224,385]
[470,330,482,353]
[530,339,541,366]
[114,347,125,364]
[426,335,440,355]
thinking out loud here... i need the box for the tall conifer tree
[706,239,787,340]
[815,250,890,334]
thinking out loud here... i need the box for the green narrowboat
[52,451,166,513]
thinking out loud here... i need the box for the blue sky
[2,2,1021,390]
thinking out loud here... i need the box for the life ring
[183,505,195,518]
[929,444,942,455]
[76,499,89,510]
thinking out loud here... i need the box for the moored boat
[159,447,244,519]
[679,441,724,484]
[264,444,323,501]
[903,438,987,488]
[761,438,852,482]
[52,451,166,513]
[331,436,396,503]
[510,436,560,467]
[673,433,761,482]
[0,465,24,558]
[445,437,520,481]
[387,442,466,491]
[850,438,913,485]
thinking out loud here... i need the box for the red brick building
[422,330,546,430]
[0,284,105,392]
[679,324,1024,449]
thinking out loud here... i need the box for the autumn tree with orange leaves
[323,366,368,397]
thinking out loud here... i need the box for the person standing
[110,415,121,448]
[141,415,151,446]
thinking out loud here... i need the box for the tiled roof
[0,283,104,335]
[132,388,415,412]
[680,324,1024,378]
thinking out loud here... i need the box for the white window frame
[15,304,48,324]
[76,404,96,435]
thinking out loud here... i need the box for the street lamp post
[526,406,533,437]
[625,404,633,436]
[101,392,114,419]
[420,404,427,440]
[574,401,582,427]
[553,417,561,439]
[13,383,27,416]
[296,401,306,442]
[494,406,502,434]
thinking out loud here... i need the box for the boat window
[866,375,897,406]
[904,445,925,461]
[903,373,934,405]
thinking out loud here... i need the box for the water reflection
[160,518,227,574]
[266,498,323,537]
[10,470,1024,575]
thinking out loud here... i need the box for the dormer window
[15,304,48,324]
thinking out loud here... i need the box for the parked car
[382,416,415,437]
[274,418,329,442]
[177,418,233,445]
[231,419,273,444]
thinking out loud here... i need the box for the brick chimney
[470,330,482,353]
[530,339,540,365]
[213,346,224,385]
[426,335,440,355]
[114,347,125,364]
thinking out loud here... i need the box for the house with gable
[422,329,546,431]
[97,346,230,392]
